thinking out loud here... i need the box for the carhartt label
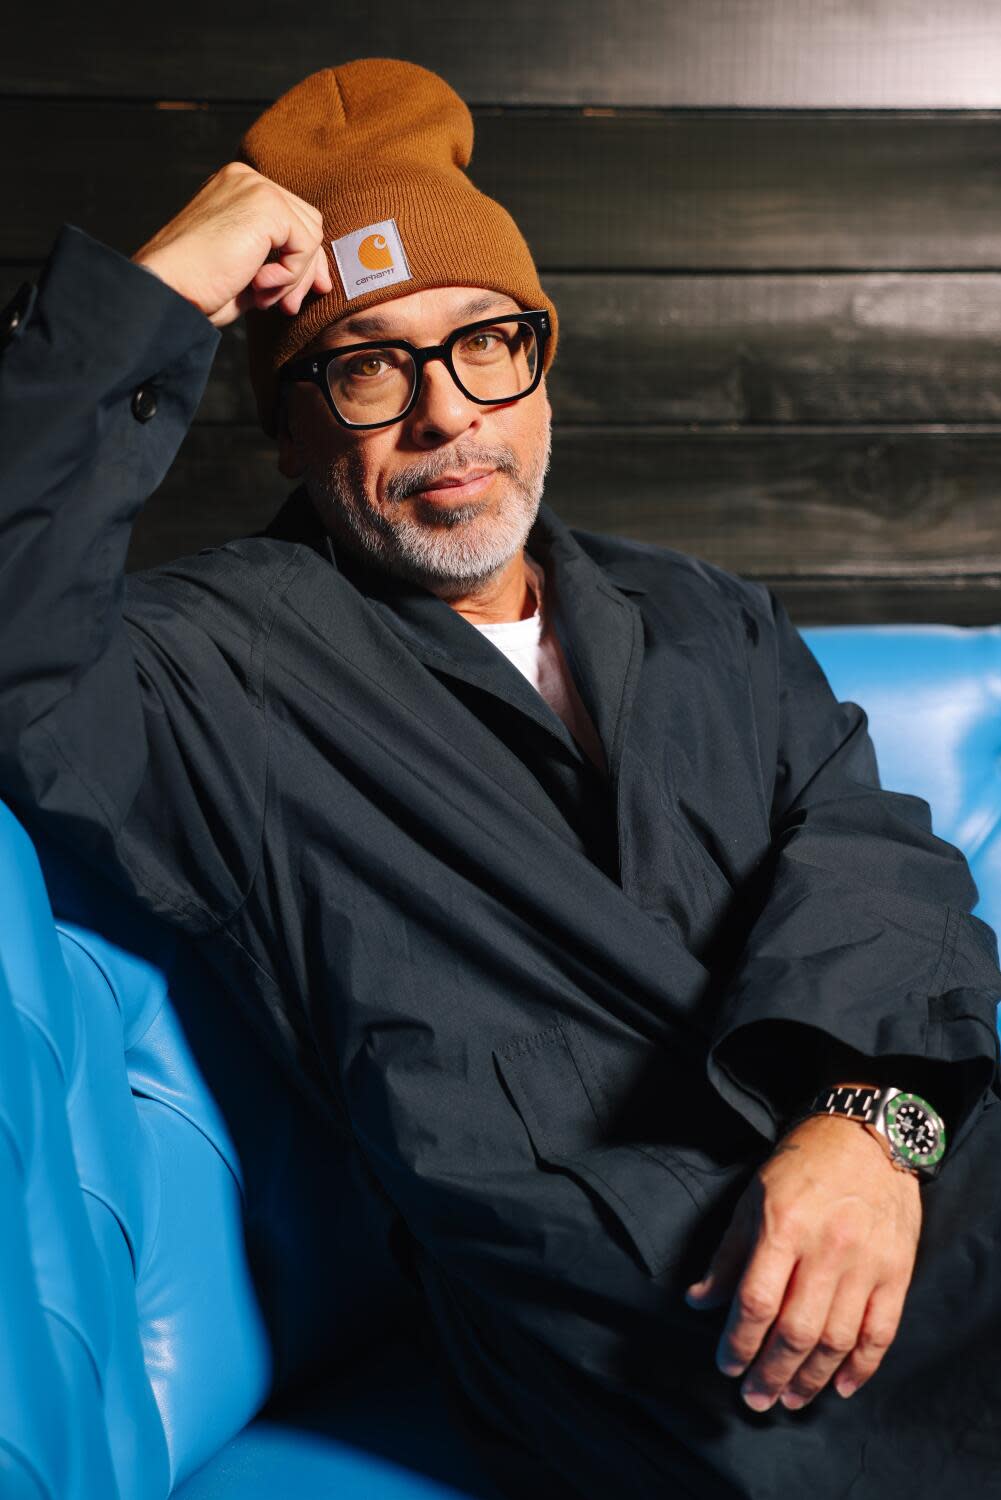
[331,219,412,300]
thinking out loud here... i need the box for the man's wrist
[801,1082,946,1180]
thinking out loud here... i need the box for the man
[1,59,999,1497]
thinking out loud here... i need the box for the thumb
[685,1205,752,1310]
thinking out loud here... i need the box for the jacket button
[0,281,36,351]
[131,385,158,422]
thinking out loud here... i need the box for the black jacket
[3,225,1000,1497]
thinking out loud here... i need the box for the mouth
[411,469,497,504]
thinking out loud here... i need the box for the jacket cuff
[708,985,1000,1156]
[3,225,222,500]
[18,223,220,413]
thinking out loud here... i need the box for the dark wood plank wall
[6,1,1001,624]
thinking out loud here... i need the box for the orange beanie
[239,59,559,437]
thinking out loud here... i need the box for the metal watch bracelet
[808,1082,946,1179]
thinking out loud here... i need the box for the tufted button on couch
[1,624,999,1499]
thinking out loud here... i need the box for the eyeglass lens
[325,319,540,425]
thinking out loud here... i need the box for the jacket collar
[262,488,645,775]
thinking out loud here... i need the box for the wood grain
[9,264,1001,427]
[119,425,1001,626]
[547,273,1001,425]
[10,5,1001,628]
[7,103,1001,271]
[767,575,1001,627]
[9,0,1001,107]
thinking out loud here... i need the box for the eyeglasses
[278,308,552,431]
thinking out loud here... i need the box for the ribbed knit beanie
[239,59,559,437]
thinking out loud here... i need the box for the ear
[277,388,307,478]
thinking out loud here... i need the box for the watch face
[885,1093,946,1170]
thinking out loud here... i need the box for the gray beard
[302,421,552,602]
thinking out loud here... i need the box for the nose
[406,356,482,448]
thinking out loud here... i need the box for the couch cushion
[0,800,155,1500]
[173,1337,499,1500]
[804,625,1001,944]
[1,801,419,1497]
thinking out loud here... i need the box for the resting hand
[685,1113,921,1411]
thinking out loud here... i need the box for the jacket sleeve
[707,589,1001,1153]
[0,224,267,936]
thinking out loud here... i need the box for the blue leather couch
[2,624,1000,1499]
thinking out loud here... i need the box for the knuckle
[859,1320,896,1354]
[775,1319,817,1356]
[736,1289,776,1325]
[825,1223,861,1257]
[845,1351,882,1383]
[817,1329,855,1359]
[763,1209,806,1252]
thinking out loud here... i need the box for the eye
[457,328,508,359]
[345,354,390,378]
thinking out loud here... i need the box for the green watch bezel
[884,1091,947,1170]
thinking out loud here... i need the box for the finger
[251,258,299,291]
[251,257,311,308]
[225,163,323,235]
[250,199,326,304]
[716,1242,798,1384]
[778,1272,869,1409]
[313,244,334,295]
[737,1256,839,1410]
[268,246,333,315]
[250,245,315,300]
[232,241,325,320]
[686,1205,753,1311]
[832,1279,908,1399]
[207,296,242,330]
[263,239,333,316]
[282,184,324,230]
[298,244,333,302]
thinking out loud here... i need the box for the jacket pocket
[494,1019,712,1278]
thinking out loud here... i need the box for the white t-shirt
[470,556,608,775]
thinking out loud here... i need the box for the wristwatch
[808,1083,947,1180]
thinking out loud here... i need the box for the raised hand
[131,161,333,328]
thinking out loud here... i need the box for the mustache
[384,446,520,502]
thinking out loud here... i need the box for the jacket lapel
[340,551,588,764]
[262,489,647,798]
[529,507,647,790]
[265,489,646,778]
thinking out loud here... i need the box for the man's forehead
[311,287,523,348]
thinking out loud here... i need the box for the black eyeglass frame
[278,308,552,431]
